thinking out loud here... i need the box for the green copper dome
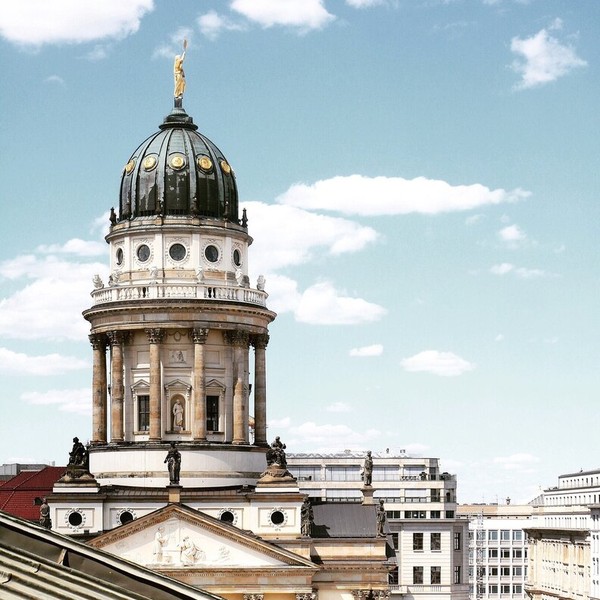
[119,107,239,223]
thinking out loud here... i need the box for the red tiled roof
[0,466,65,521]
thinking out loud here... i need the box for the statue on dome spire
[173,39,188,107]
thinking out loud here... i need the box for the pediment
[90,503,316,572]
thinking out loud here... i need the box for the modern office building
[457,503,532,600]
[287,452,469,600]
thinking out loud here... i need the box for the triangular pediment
[90,503,316,572]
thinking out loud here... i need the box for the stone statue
[256,275,266,291]
[164,442,181,485]
[361,450,373,487]
[376,498,386,537]
[68,437,88,468]
[235,268,244,286]
[300,497,313,537]
[178,535,204,565]
[266,436,287,468]
[109,207,117,225]
[92,274,104,289]
[39,498,51,529]
[195,266,204,282]
[173,39,187,100]
[153,526,168,563]
[172,399,184,431]
[149,265,158,281]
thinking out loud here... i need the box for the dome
[119,107,239,223]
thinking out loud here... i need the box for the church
[47,50,393,600]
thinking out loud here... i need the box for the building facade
[287,452,469,600]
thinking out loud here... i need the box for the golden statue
[174,39,187,99]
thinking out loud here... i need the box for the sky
[0,0,598,504]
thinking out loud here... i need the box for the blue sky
[0,0,598,504]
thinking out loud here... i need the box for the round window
[233,249,241,267]
[205,245,219,263]
[119,511,134,525]
[116,248,124,266]
[137,244,150,262]
[220,511,235,524]
[270,510,285,525]
[68,511,83,527]
[169,243,187,261]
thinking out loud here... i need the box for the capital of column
[352,592,389,600]
[251,333,270,350]
[243,595,264,600]
[225,330,250,347]
[107,330,126,346]
[296,593,317,600]
[89,333,107,350]
[192,327,209,344]
[145,328,165,344]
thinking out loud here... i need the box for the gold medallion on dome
[169,154,186,170]
[143,155,157,171]
[197,155,213,171]
[124,159,136,174]
[220,160,231,174]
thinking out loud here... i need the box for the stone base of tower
[89,443,267,488]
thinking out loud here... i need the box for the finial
[173,39,188,108]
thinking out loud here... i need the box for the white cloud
[198,11,245,40]
[498,224,526,246]
[465,214,483,226]
[242,201,378,275]
[346,0,384,7]
[493,453,540,472]
[85,45,110,61]
[0,0,154,46]
[295,281,387,325]
[230,0,335,32]
[489,263,551,279]
[21,388,91,416]
[495,334,505,342]
[37,238,107,257]
[277,175,530,216]
[152,27,193,60]
[44,75,64,85]
[0,254,108,340]
[349,344,383,357]
[401,350,475,376]
[325,402,353,413]
[285,421,381,452]
[511,23,587,90]
[0,347,88,375]
[268,416,292,429]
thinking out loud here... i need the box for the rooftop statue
[174,39,187,105]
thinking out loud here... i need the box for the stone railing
[91,283,268,307]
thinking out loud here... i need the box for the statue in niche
[361,450,373,487]
[39,498,51,529]
[92,274,104,289]
[376,498,386,537]
[300,497,313,537]
[172,398,184,431]
[153,526,168,563]
[178,536,204,565]
[164,442,181,485]
[266,436,287,468]
[173,39,187,100]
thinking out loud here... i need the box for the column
[192,328,209,441]
[252,333,269,446]
[146,328,164,442]
[226,330,249,444]
[89,334,108,444]
[107,331,125,442]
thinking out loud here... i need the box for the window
[500,529,510,541]
[137,395,150,431]
[488,549,498,559]
[445,510,455,518]
[413,566,423,585]
[489,567,498,576]
[431,532,441,551]
[373,466,400,481]
[431,489,441,502]
[488,530,498,541]
[454,565,461,584]
[488,585,498,594]
[405,511,426,519]
[513,566,522,576]
[454,531,462,550]
[206,395,219,431]
[431,566,441,584]
[391,533,399,551]
[500,567,510,576]
[387,510,402,519]
[500,548,510,559]
[513,585,522,594]
[413,532,424,551]
[513,530,523,541]
[430,511,441,519]
[513,548,523,559]
[501,585,510,594]
[326,466,361,481]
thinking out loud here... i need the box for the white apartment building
[287,452,469,600]
[457,504,532,600]
[525,467,600,600]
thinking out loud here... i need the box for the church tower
[83,70,276,489]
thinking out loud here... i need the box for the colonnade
[89,328,269,446]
